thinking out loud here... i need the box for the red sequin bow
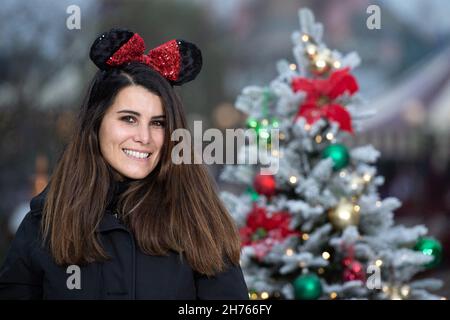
[107,33,181,82]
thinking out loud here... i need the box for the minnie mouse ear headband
[89,28,202,86]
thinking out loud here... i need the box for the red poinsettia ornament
[240,205,300,260]
[291,68,358,133]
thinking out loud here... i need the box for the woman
[0,28,248,299]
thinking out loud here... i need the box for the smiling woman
[99,86,166,180]
[0,28,248,300]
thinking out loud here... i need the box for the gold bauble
[328,198,360,230]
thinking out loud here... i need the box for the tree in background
[220,8,444,300]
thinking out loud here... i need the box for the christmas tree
[220,8,444,300]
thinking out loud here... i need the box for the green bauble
[293,274,322,300]
[414,237,443,268]
[246,187,260,202]
[322,143,349,170]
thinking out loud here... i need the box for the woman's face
[99,85,165,180]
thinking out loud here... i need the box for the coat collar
[97,211,130,233]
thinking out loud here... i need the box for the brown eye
[121,116,136,124]
[152,120,165,127]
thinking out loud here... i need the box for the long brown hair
[42,62,241,276]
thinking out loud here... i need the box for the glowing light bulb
[322,251,331,260]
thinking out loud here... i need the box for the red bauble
[342,260,365,282]
[253,174,276,197]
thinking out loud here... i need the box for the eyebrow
[117,110,165,119]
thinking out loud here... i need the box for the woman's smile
[122,148,152,161]
[99,85,165,179]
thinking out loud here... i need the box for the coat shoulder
[0,193,46,299]
[29,184,50,217]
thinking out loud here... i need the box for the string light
[289,64,297,71]
[315,59,326,69]
[322,251,331,260]
[260,131,270,139]
[261,292,269,300]
[354,205,360,212]
[301,34,310,42]
[383,284,410,300]
[302,233,309,241]
[272,150,279,157]
[400,285,410,297]
[279,132,286,140]
[315,135,322,143]
[289,176,298,184]
[261,119,269,126]
[339,170,347,178]
[318,267,325,274]
[333,61,341,69]
[306,44,317,55]
[304,123,311,131]
[286,248,294,256]
[375,259,383,267]
[326,132,334,140]
[248,119,258,128]
[376,201,382,207]
[363,173,372,182]
[330,292,338,299]
[250,292,258,300]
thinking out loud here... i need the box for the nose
[133,124,152,145]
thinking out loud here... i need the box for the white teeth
[123,149,150,159]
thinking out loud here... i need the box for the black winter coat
[0,185,249,300]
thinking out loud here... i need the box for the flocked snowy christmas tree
[220,8,444,300]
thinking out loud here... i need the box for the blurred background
[0,0,449,297]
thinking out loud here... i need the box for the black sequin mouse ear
[171,40,202,86]
[89,28,202,86]
[89,28,136,71]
